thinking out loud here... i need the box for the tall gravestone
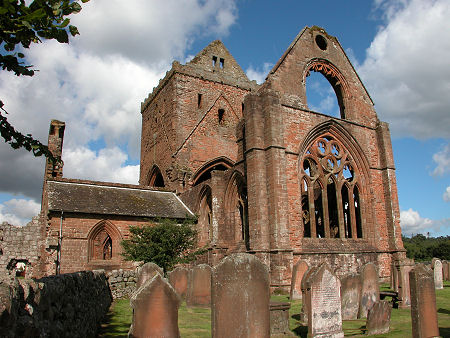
[168,267,189,299]
[358,263,379,318]
[397,258,414,308]
[129,274,181,338]
[340,273,361,320]
[432,258,443,289]
[305,264,344,338]
[290,260,309,300]
[443,260,449,281]
[186,264,212,307]
[211,253,270,338]
[135,262,163,290]
[366,300,391,335]
[409,264,440,338]
[300,266,319,324]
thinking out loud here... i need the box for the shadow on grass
[440,327,450,337]
[292,324,308,337]
[438,307,450,315]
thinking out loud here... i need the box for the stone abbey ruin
[1,26,406,289]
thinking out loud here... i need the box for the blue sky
[0,0,448,236]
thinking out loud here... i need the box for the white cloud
[359,0,450,138]
[400,208,449,236]
[246,62,273,84]
[431,143,450,176]
[63,146,139,184]
[443,186,450,202]
[0,198,40,226]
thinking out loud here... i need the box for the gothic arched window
[300,134,363,239]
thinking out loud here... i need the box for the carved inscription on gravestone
[307,264,344,338]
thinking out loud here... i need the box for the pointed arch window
[88,220,122,262]
[300,134,364,239]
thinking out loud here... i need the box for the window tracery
[300,134,363,239]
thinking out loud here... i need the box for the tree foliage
[121,219,205,273]
[0,0,89,161]
[403,234,450,261]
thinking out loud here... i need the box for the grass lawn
[99,281,450,337]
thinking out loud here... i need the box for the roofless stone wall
[0,270,111,337]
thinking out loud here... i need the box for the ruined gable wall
[0,217,44,282]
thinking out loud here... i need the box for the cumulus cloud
[359,0,450,138]
[431,143,450,177]
[0,0,238,204]
[400,208,449,236]
[246,62,273,84]
[0,198,40,226]
[443,186,450,202]
[63,146,139,184]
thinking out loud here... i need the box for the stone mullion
[307,179,316,238]
[349,184,357,239]
[322,177,330,238]
[336,182,345,239]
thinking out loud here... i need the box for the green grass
[99,281,450,337]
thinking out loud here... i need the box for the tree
[0,0,89,161]
[121,218,205,273]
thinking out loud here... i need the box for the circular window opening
[315,34,327,51]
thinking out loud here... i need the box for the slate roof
[46,180,195,219]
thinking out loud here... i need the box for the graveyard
[95,258,450,337]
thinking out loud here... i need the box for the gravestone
[211,253,270,338]
[397,258,414,308]
[432,258,443,289]
[305,263,344,338]
[340,273,361,320]
[366,300,391,335]
[290,260,309,300]
[269,302,291,336]
[409,264,439,338]
[186,264,212,307]
[135,262,163,290]
[299,266,319,324]
[443,260,449,281]
[168,267,189,299]
[129,274,181,338]
[358,263,379,318]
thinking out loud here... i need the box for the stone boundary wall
[0,270,111,337]
[107,269,138,299]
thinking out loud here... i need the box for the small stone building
[1,26,405,287]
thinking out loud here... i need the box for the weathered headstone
[358,263,379,318]
[397,258,414,308]
[340,273,361,320]
[409,264,440,338]
[299,266,319,324]
[269,302,292,336]
[211,253,270,338]
[186,264,211,307]
[135,262,163,290]
[129,274,181,338]
[305,263,344,338]
[432,258,443,289]
[443,260,449,281]
[290,259,309,300]
[168,267,189,299]
[366,300,391,335]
